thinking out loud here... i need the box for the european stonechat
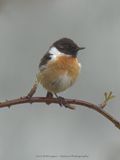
[37,38,85,100]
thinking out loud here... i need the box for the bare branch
[0,95,120,129]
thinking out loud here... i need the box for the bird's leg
[55,93,65,106]
[46,91,53,105]
[46,91,53,98]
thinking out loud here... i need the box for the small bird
[37,38,85,104]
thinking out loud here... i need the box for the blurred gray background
[0,0,120,160]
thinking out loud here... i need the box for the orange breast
[37,55,81,93]
[49,55,80,80]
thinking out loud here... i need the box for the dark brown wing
[39,52,52,69]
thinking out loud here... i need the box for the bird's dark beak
[78,47,85,50]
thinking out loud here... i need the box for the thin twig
[99,91,115,109]
[0,96,119,129]
[27,82,38,98]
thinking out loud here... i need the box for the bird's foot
[56,96,65,107]
[55,94,75,110]
[46,92,53,98]
[46,92,53,105]
[55,94,65,106]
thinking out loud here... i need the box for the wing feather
[39,52,52,70]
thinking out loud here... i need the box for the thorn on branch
[5,99,11,109]
[26,96,33,104]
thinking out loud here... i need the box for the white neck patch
[49,47,63,55]
[49,47,64,60]
[49,47,70,60]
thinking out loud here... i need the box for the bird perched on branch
[36,38,85,103]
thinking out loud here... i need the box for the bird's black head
[53,38,85,56]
